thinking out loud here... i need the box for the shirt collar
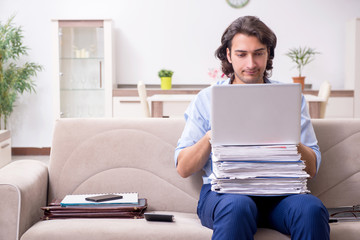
[226,78,271,84]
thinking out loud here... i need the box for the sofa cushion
[21,212,212,240]
[21,211,292,240]
[48,118,203,213]
[329,222,360,240]
[308,119,360,207]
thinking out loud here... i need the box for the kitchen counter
[303,89,354,97]
[113,84,209,97]
[113,84,354,98]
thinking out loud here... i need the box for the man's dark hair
[215,16,277,81]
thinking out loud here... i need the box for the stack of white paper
[211,145,310,195]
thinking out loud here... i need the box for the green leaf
[285,46,320,77]
[0,14,43,129]
[158,69,174,78]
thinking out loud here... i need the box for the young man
[174,16,330,240]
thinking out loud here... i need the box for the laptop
[211,83,301,146]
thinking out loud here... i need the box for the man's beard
[233,69,264,84]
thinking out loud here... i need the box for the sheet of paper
[210,144,309,195]
[61,192,138,206]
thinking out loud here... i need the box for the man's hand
[176,130,212,178]
[297,143,317,178]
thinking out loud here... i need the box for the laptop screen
[211,83,301,146]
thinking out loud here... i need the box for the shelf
[60,57,104,60]
[116,84,208,89]
[60,88,104,91]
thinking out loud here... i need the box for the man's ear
[226,48,232,63]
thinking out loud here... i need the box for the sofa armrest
[0,160,48,240]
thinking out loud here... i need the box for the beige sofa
[1,118,360,240]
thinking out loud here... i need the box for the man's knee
[288,194,329,223]
[215,195,257,220]
[284,195,330,239]
[301,196,329,223]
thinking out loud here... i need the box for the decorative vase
[160,77,172,90]
[292,76,305,91]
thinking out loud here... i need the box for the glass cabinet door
[58,20,106,118]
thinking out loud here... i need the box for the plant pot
[292,76,305,91]
[160,77,172,90]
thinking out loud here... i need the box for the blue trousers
[197,184,330,240]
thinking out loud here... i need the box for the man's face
[226,33,269,84]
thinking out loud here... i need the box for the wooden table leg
[151,101,163,118]
[308,102,321,119]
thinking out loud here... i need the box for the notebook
[60,192,138,206]
[211,83,301,146]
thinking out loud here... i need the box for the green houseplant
[0,15,43,129]
[158,69,174,90]
[285,46,319,90]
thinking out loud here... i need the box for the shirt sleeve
[174,90,211,167]
[300,94,322,174]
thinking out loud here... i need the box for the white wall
[0,0,359,147]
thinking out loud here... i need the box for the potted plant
[285,46,319,90]
[158,69,174,90]
[0,15,43,129]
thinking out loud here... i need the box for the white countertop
[0,130,10,142]
[304,94,326,102]
[147,94,197,102]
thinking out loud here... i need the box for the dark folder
[42,198,147,220]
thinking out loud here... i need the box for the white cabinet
[52,19,115,120]
[113,94,193,118]
[0,130,11,168]
[112,97,146,118]
[325,97,354,118]
[147,94,194,118]
[161,101,189,118]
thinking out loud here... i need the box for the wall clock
[226,0,250,8]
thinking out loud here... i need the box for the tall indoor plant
[0,15,42,129]
[285,46,319,90]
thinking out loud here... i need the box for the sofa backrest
[49,118,360,213]
[48,118,203,213]
[309,119,360,208]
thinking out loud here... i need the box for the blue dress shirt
[174,78,321,184]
